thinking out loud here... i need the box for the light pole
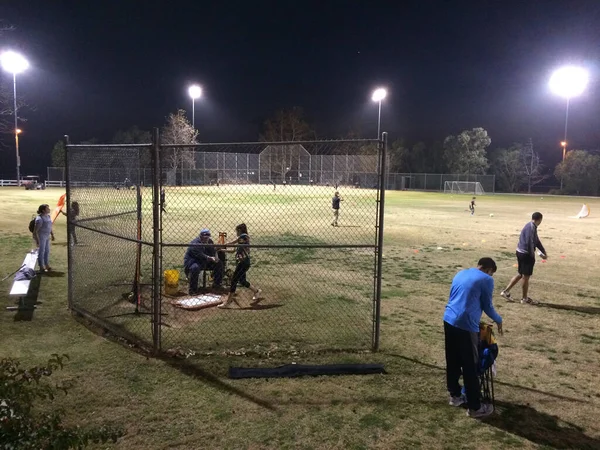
[1,51,29,186]
[188,85,202,129]
[549,66,589,189]
[371,88,387,139]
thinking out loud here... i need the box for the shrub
[0,354,123,450]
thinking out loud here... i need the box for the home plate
[172,294,223,311]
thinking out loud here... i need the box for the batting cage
[65,131,387,357]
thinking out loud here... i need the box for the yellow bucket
[164,269,180,296]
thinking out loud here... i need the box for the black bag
[28,216,36,233]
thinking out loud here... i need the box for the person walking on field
[218,223,261,309]
[443,257,503,418]
[501,212,547,305]
[33,204,55,272]
[331,191,343,226]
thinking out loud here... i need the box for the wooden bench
[7,250,38,311]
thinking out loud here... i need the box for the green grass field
[1,186,600,449]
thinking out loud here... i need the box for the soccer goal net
[444,181,486,195]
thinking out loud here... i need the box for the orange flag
[50,193,66,223]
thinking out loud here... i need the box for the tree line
[50,107,599,195]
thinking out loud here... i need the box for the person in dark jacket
[331,191,343,226]
[183,229,224,295]
[501,212,547,304]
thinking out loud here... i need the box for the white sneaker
[521,297,538,305]
[501,291,514,302]
[252,289,262,302]
[467,403,494,418]
[449,395,466,407]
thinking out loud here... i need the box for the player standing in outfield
[331,191,343,226]
[469,197,476,215]
[501,212,547,305]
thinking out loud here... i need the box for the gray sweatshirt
[517,221,546,257]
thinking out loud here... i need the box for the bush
[548,189,563,195]
[0,354,123,450]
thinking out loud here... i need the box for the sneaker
[500,291,514,302]
[449,394,466,407]
[521,297,538,305]
[467,403,493,418]
[252,289,262,302]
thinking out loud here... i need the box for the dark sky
[1,0,600,177]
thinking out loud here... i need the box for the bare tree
[161,110,198,172]
[520,139,547,193]
[260,107,315,182]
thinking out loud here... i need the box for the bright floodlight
[372,88,387,102]
[549,66,589,99]
[0,51,29,74]
[188,85,202,100]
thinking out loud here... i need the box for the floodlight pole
[192,98,196,129]
[563,97,570,161]
[560,98,570,190]
[377,100,382,139]
[13,73,21,186]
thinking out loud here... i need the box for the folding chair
[478,323,499,410]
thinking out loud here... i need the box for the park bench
[7,250,39,311]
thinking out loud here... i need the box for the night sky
[1,0,600,178]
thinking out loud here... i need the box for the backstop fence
[49,165,494,193]
[65,131,387,357]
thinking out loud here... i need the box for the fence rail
[0,179,20,186]
[49,165,495,193]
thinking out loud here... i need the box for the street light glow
[549,66,589,99]
[188,85,202,100]
[560,141,566,147]
[16,128,22,134]
[371,88,387,102]
[0,51,29,74]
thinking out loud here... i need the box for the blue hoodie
[443,268,502,333]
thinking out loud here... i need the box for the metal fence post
[64,135,73,310]
[151,128,162,354]
[373,132,387,351]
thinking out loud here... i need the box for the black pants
[230,258,251,293]
[444,321,480,410]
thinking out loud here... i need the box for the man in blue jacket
[443,257,503,418]
[501,212,547,304]
[184,229,224,295]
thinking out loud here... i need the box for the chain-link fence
[66,133,386,357]
[51,165,494,193]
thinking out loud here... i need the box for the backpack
[28,216,36,233]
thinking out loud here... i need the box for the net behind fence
[66,136,385,357]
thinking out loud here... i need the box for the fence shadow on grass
[486,400,600,450]
[385,353,587,403]
[537,302,600,315]
[162,358,278,412]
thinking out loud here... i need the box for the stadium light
[1,51,29,186]
[188,84,202,129]
[549,66,589,189]
[371,88,387,139]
